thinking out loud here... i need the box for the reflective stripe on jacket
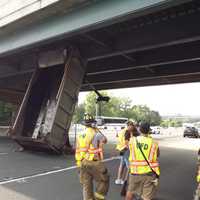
[129,135,160,175]
[116,128,127,151]
[75,127,103,165]
[85,128,103,161]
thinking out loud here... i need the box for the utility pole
[85,79,110,123]
[95,95,110,125]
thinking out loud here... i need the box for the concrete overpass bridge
[0,0,200,152]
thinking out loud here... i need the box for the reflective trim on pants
[95,192,105,200]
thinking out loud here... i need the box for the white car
[150,126,160,134]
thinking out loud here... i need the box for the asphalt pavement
[0,136,198,200]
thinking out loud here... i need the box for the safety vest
[85,127,103,161]
[129,135,160,175]
[75,133,87,167]
[197,174,200,182]
[197,151,200,182]
[116,128,128,151]
[75,127,103,165]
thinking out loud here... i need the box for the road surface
[0,136,198,200]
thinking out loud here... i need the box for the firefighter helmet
[82,113,96,126]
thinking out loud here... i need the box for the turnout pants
[194,186,200,200]
[80,160,109,200]
[128,174,159,200]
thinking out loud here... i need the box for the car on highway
[183,127,200,138]
[150,126,160,134]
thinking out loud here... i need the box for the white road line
[0,156,120,185]
[0,153,8,155]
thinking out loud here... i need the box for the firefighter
[195,149,200,199]
[115,121,138,185]
[125,122,160,200]
[76,113,109,200]
[197,149,200,182]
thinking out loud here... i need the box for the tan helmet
[82,113,96,126]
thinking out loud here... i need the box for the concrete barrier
[0,126,9,137]
[68,125,185,146]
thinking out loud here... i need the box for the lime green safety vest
[197,174,200,182]
[85,127,103,161]
[116,128,127,151]
[75,133,87,167]
[129,135,160,175]
[197,151,200,182]
[75,127,103,166]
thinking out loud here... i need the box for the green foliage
[160,120,169,128]
[73,91,162,125]
[84,92,96,116]
[73,103,85,124]
[0,101,16,125]
[131,105,151,123]
[160,118,183,128]
[150,111,162,126]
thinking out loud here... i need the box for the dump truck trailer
[11,48,86,153]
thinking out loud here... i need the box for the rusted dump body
[13,136,60,153]
[11,50,85,153]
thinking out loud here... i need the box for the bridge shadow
[0,139,196,200]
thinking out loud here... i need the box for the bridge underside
[0,0,200,103]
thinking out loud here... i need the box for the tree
[83,91,123,117]
[73,103,85,123]
[72,91,162,126]
[160,118,183,128]
[84,92,99,115]
[150,111,162,126]
[131,105,151,123]
[0,101,16,125]
[160,120,169,128]
[117,97,133,118]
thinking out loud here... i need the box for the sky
[78,82,200,116]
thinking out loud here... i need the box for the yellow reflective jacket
[116,128,127,151]
[197,174,200,183]
[75,133,87,167]
[197,163,200,182]
[129,135,160,175]
[197,150,200,182]
[85,127,103,161]
[75,127,103,166]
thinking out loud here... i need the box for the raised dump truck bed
[11,49,85,153]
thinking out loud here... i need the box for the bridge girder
[0,0,199,102]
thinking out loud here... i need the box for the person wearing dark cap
[125,122,160,200]
[76,113,109,200]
